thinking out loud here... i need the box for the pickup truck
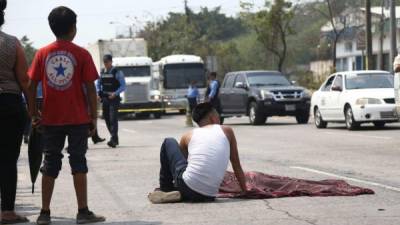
[219,70,311,125]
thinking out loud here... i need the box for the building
[321,6,400,72]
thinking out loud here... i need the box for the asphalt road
[15,114,400,225]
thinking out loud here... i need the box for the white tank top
[182,125,230,197]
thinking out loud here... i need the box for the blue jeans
[102,98,120,143]
[159,138,215,202]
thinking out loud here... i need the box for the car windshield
[247,73,291,87]
[163,63,206,89]
[345,73,394,89]
[116,66,151,77]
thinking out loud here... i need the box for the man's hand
[89,118,97,137]
[108,92,117,100]
[31,114,41,128]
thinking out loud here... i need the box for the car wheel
[249,101,266,125]
[314,108,327,128]
[373,121,385,128]
[345,106,360,130]
[296,110,310,124]
[179,109,186,114]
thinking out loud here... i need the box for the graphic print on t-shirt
[45,51,77,91]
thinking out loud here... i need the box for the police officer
[97,54,126,148]
[205,72,222,116]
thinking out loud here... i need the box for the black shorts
[40,124,89,178]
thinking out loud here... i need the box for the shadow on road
[327,125,400,131]
[89,145,154,151]
[225,122,304,127]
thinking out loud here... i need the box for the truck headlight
[260,90,274,100]
[151,95,160,101]
[120,93,125,103]
[355,98,382,105]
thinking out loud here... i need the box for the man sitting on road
[148,102,248,203]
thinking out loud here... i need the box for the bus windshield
[116,66,151,77]
[163,63,206,89]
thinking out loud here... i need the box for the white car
[311,70,398,130]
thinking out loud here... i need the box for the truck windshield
[346,73,394,89]
[247,73,291,87]
[116,66,151,77]
[163,63,206,89]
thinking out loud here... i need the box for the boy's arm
[179,131,192,159]
[222,126,247,192]
[85,82,98,135]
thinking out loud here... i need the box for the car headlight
[260,90,274,100]
[301,90,312,98]
[355,98,382,105]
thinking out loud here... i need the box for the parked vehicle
[112,57,162,118]
[155,55,207,113]
[87,38,162,118]
[311,70,398,130]
[219,71,311,125]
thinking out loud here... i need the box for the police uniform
[99,67,121,146]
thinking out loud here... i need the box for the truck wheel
[296,110,310,124]
[314,108,327,128]
[154,112,162,119]
[345,106,360,130]
[220,117,224,125]
[373,121,385,128]
[249,102,266,125]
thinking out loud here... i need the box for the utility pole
[390,0,397,72]
[365,0,373,70]
[378,1,385,70]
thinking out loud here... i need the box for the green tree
[242,0,295,72]
[20,36,36,66]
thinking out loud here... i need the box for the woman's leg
[0,104,26,215]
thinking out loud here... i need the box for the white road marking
[291,166,400,192]
[324,131,393,140]
[122,128,137,134]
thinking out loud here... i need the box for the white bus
[113,57,163,118]
[156,55,207,113]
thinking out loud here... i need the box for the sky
[2,0,267,48]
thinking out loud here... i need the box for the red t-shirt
[29,40,98,125]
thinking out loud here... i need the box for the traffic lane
[222,116,400,190]
[115,115,400,197]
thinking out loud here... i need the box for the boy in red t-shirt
[28,6,105,225]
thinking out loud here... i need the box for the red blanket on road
[218,171,374,199]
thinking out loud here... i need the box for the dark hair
[192,102,215,124]
[0,0,6,27]
[48,6,77,38]
[103,54,113,62]
[209,72,217,78]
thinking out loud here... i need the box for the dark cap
[103,54,113,62]
[192,102,215,124]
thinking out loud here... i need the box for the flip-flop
[1,215,29,224]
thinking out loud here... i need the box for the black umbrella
[28,127,44,194]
